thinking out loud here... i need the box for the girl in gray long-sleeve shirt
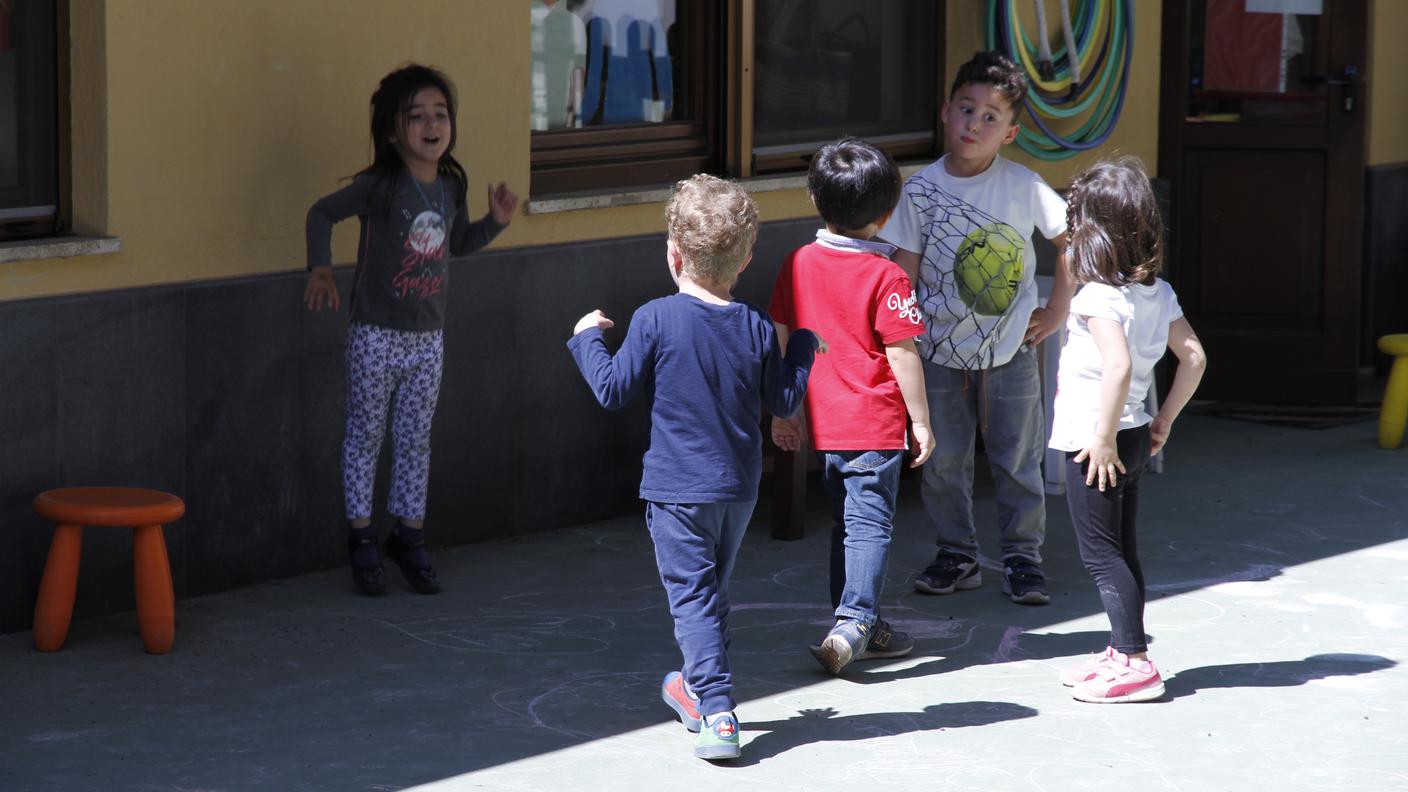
[304,64,519,596]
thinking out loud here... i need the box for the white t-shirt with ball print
[882,154,1067,371]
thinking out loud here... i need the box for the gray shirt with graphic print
[306,171,505,332]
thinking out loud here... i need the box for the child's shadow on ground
[844,629,1115,684]
[1164,653,1395,699]
[733,701,1038,766]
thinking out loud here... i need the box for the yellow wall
[1368,0,1408,166]
[6,0,1164,302]
[6,0,537,301]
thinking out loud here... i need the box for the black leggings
[1065,425,1152,654]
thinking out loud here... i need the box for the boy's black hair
[807,138,901,232]
[950,50,1028,120]
[358,64,469,218]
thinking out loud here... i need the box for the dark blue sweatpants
[645,499,756,718]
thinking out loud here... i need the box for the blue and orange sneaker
[694,712,740,760]
[660,671,701,732]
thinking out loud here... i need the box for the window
[529,0,942,197]
[530,0,718,196]
[0,0,61,241]
[752,1,939,173]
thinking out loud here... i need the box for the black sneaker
[857,619,914,660]
[1002,557,1050,605]
[914,552,982,595]
[385,531,441,594]
[347,529,386,596]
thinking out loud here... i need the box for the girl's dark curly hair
[1065,156,1163,287]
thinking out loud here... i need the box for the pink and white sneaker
[1059,647,1118,687]
[1072,654,1166,703]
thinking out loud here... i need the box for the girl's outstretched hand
[489,182,519,224]
[574,309,613,336]
[304,266,340,312]
[1074,439,1126,492]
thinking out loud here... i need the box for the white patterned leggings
[343,322,444,522]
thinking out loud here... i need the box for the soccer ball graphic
[955,222,1025,316]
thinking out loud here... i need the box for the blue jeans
[920,346,1046,563]
[820,450,904,626]
[645,499,756,717]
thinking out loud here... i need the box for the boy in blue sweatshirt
[568,174,823,761]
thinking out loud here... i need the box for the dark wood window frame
[0,0,68,241]
[530,2,723,197]
[530,0,944,198]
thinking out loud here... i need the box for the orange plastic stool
[32,487,185,654]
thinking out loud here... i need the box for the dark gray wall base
[1365,163,1408,376]
[0,217,822,635]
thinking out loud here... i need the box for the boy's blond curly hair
[665,174,758,285]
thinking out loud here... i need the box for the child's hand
[1024,306,1065,346]
[1074,438,1126,491]
[304,267,340,312]
[488,182,519,225]
[812,332,829,355]
[908,421,934,467]
[1149,416,1172,456]
[573,309,613,335]
[771,415,804,452]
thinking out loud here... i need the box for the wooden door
[1159,0,1367,404]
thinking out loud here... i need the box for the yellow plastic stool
[1378,334,1408,449]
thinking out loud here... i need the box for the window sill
[0,235,122,264]
[526,164,929,216]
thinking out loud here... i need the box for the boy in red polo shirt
[770,138,934,675]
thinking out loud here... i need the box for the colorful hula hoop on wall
[986,0,1134,161]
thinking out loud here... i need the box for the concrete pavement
[2,412,1405,791]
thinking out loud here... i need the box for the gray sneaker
[857,619,914,660]
[914,552,982,595]
[809,619,870,675]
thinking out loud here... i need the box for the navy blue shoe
[858,619,914,660]
[347,527,386,596]
[914,552,982,595]
[385,530,441,594]
[1003,557,1050,605]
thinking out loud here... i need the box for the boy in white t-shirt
[882,50,1074,605]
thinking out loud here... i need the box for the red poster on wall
[1203,0,1285,93]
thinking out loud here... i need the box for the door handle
[1301,65,1359,113]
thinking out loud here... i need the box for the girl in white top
[1049,157,1207,703]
